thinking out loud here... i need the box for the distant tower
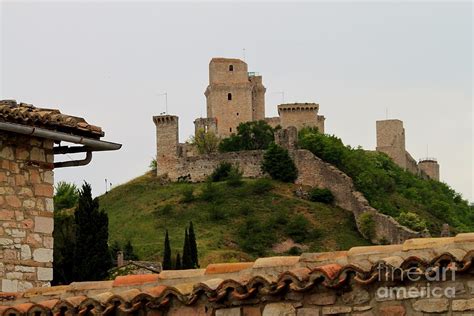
[418,158,440,181]
[153,115,180,179]
[376,119,407,169]
[204,58,266,137]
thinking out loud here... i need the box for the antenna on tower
[157,92,168,114]
[273,91,285,104]
[243,48,246,61]
[385,108,388,119]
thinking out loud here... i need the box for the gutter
[0,121,122,168]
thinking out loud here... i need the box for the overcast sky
[1,1,472,201]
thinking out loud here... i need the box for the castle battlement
[153,115,178,125]
[278,103,320,113]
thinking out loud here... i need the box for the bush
[219,121,274,152]
[210,162,233,182]
[180,185,195,203]
[190,129,220,154]
[397,212,427,232]
[199,181,221,202]
[359,212,375,240]
[208,203,226,221]
[309,188,334,204]
[237,217,275,256]
[250,179,274,194]
[284,214,311,243]
[226,168,244,187]
[261,143,298,183]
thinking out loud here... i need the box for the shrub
[237,217,275,256]
[208,203,226,221]
[284,214,311,243]
[159,204,173,216]
[190,129,220,154]
[149,158,157,171]
[287,246,302,255]
[219,121,274,152]
[250,179,274,194]
[359,212,375,240]
[180,185,195,203]
[309,188,334,204]
[226,167,244,187]
[199,181,220,202]
[210,162,233,182]
[261,143,298,183]
[397,212,427,232]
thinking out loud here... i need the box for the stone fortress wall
[376,119,440,181]
[0,133,54,292]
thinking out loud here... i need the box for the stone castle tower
[204,58,266,137]
[376,119,440,180]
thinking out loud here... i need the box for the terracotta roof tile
[113,274,160,287]
[0,100,104,138]
[205,262,254,275]
[0,234,472,314]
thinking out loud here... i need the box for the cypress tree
[175,253,182,270]
[124,240,138,261]
[182,229,193,269]
[73,182,112,281]
[188,221,199,268]
[162,230,172,270]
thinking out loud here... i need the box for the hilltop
[99,172,370,265]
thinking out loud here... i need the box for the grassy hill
[99,172,370,265]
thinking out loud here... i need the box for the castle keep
[196,57,325,138]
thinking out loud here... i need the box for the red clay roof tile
[113,274,160,287]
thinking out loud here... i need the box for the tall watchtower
[204,58,266,137]
[153,115,180,178]
[376,119,407,169]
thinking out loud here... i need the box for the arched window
[228,93,232,101]
[229,65,233,71]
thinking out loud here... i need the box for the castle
[153,57,439,182]
[153,57,325,181]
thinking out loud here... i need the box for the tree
[162,230,172,270]
[191,129,220,154]
[188,222,199,268]
[123,240,138,261]
[219,121,274,152]
[109,240,121,262]
[73,182,112,281]
[261,143,298,182]
[54,182,79,211]
[52,211,75,285]
[182,229,193,269]
[175,253,182,270]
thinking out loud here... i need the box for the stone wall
[292,149,420,244]
[167,150,265,182]
[165,273,474,315]
[0,132,54,291]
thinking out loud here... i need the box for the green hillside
[99,173,370,265]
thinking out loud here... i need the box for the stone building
[0,233,472,315]
[199,57,325,138]
[157,57,326,181]
[376,119,440,180]
[0,100,120,291]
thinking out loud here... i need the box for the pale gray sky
[1,1,472,200]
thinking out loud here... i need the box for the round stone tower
[418,158,440,181]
